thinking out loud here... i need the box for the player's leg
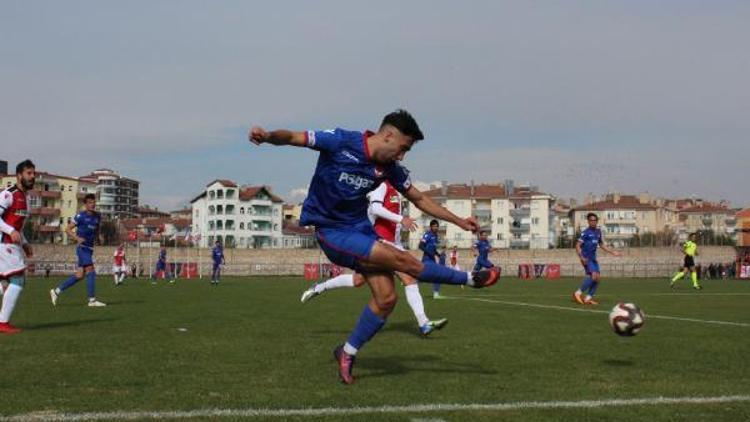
[671,265,687,287]
[573,263,593,304]
[432,281,441,299]
[688,265,701,289]
[584,267,601,305]
[362,242,498,288]
[85,266,106,306]
[301,272,364,303]
[335,271,396,384]
[399,272,447,335]
[52,266,84,306]
[0,275,24,334]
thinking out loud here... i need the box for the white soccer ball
[608,303,645,337]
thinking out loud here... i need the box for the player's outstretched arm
[248,126,307,147]
[403,185,478,232]
[600,243,622,257]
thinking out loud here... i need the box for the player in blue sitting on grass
[50,194,107,307]
[249,109,500,384]
[573,212,622,305]
[472,230,495,272]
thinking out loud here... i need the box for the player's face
[587,216,598,229]
[480,232,487,241]
[430,224,439,234]
[17,167,36,190]
[85,199,96,212]
[377,128,414,164]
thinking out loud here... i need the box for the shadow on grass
[26,318,118,331]
[357,353,497,380]
[602,359,634,367]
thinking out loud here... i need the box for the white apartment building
[191,180,284,248]
[404,180,555,250]
[80,168,140,219]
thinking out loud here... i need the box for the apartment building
[79,169,140,219]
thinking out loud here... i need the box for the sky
[1,1,748,210]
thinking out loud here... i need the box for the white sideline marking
[2,395,749,421]
[448,296,750,327]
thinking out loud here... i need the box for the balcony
[510,223,531,233]
[30,207,60,217]
[510,208,530,218]
[30,190,62,199]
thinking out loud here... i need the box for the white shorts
[0,244,26,278]
[452,264,461,271]
[378,239,405,252]
[112,265,128,273]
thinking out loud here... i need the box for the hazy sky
[2,1,748,209]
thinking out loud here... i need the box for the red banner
[545,264,561,279]
[304,264,319,280]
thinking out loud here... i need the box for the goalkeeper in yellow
[670,233,701,290]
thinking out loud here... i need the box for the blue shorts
[584,259,600,275]
[473,258,494,272]
[156,262,167,271]
[212,262,221,271]
[76,246,95,268]
[315,220,378,271]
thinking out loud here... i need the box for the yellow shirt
[683,240,697,257]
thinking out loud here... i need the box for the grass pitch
[1,275,749,421]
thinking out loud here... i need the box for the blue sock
[86,271,96,298]
[58,274,80,292]
[579,277,593,292]
[588,281,599,296]
[346,306,386,350]
[433,283,441,293]
[418,261,468,285]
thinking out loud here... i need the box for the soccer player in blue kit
[419,220,442,299]
[472,230,495,272]
[573,213,622,305]
[249,109,500,384]
[50,194,107,307]
[211,240,225,285]
[152,246,174,283]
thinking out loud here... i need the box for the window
[217,190,224,199]
[209,191,215,200]
[497,217,504,225]
[532,217,539,225]
[240,207,245,214]
[68,186,73,192]
[239,222,244,230]
[496,233,503,240]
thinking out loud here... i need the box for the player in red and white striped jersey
[301,181,448,336]
[0,160,36,334]
[112,244,127,285]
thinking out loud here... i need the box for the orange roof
[736,208,750,219]
[678,203,732,214]
[206,179,238,188]
[574,195,658,211]
[239,186,284,203]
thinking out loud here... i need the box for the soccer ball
[608,303,645,337]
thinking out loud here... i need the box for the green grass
[2,275,749,421]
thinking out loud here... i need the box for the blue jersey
[420,231,439,262]
[438,252,446,266]
[212,246,224,263]
[579,227,603,260]
[474,239,491,260]
[299,128,412,228]
[74,211,101,249]
[158,249,167,263]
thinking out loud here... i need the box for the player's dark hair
[84,193,96,202]
[479,230,487,235]
[16,159,35,174]
[430,219,439,226]
[381,109,424,141]
[586,213,598,221]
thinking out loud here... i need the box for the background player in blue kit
[419,220,442,299]
[50,194,106,307]
[249,109,499,384]
[472,230,495,272]
[573,212,622,305]
[211,240,225,285]
[152,246,174,283]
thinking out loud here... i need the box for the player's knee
[375,292,398,312]
[394,252,421,275]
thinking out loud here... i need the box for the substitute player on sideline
[572,212,622,305]
[301,181,449,336]
[249,109,499,384]
[0,160,36,334]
